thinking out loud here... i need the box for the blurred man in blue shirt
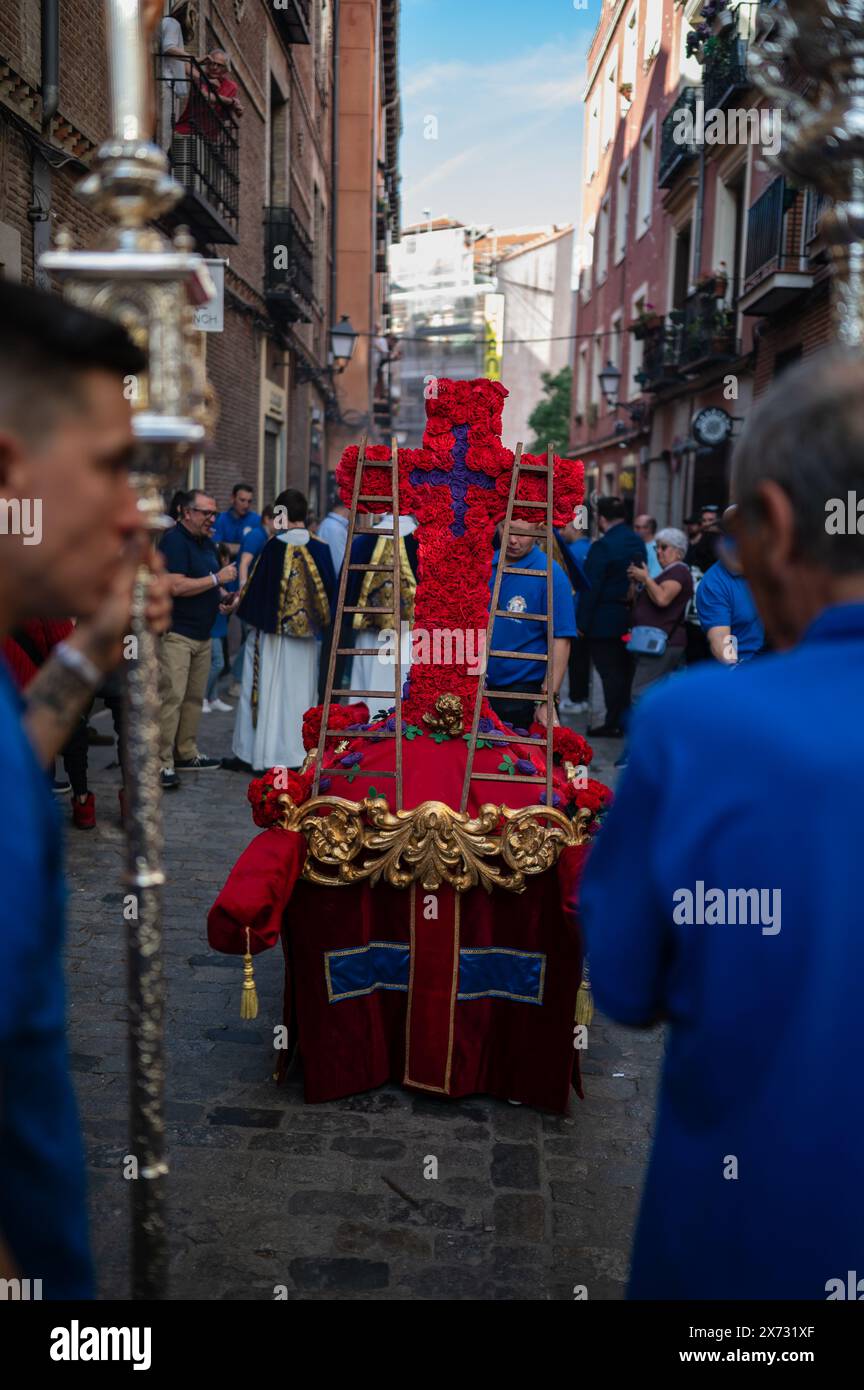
[696,509,765,663]
[579,350,864,1299]
[213,482,261,565]
[0,281,170,1297]
[487,532,576,729]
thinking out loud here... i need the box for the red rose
[302,702,370,752]
[572,778,614,820]
[247,767,311,828]
[530,724,594,768]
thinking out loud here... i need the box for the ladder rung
[337,647,394,656]
[333,689,397,698]
[348,564,393,572]
[470,773,549,785]
[481,734,547,746]
[343,606,394,614]
[502,567,547,577]
[358,495,393,503]
[488,650,548,662]
[485,689,546,700]
[325,728,396,739]
[328,769,399,780]
[493,610,547,622]
[518,462,549,471]
[509,500,547,509]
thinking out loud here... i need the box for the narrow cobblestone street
[64,707,661,1301]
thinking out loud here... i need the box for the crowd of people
[1,275,862,1304]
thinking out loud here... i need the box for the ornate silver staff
[41,0,212,1299]
[750,0,864,346]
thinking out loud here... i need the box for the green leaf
[431,730,450,744]
[498,754,516,776]
[404,724,424,741]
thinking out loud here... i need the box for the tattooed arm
[23,545,172,768]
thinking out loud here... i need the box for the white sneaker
[201,699,212,714]
[210,698,234,713]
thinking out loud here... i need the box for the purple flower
[514,726,529,738]
[339,752,363,768]
[384,715,397,732]
[516,758,535,776]
[402,679,412,700]
[538,790,562,808]
[478,716,495,734]
[319,777,331,792]
[346,723,366,732]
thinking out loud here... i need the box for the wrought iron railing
[264,206,315,322]
[155,58,240,239]
[804,187,829,247]
[702,25,749,111]
[677,280,739,368]
[659,87,702,188]
[743,176,799,288]
[640,322,684,389]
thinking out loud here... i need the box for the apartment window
[644,0,662,66]
[602,54,618,149]
[587,96,600,182]
[621,5,638,107]
[576,345,589,420]
[630,289,647,394]
[582,219,595,301]
[636,116,656,235]
[269,77,290,204]
[591,333,604,408]
[680,0,704,84]
[615,161,630,264]
[672,223,693,308]
[597,196,611,284]
[609,312,624,394]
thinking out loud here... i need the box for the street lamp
[331,315,358,373]
[598,359,623,406]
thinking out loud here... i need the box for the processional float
[41,0,212,1298]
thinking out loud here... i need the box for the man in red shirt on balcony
[175,49,244,139]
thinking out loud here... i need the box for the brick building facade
[571,0,833,527]
[0,0,401,520]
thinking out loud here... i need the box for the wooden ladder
[460,443,556,813]
[312,435,406,809]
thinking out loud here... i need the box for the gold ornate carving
[422,693,465,737]
[276,794,591,893]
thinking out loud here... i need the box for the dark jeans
[62,713,91,798]
[589,637,633,731]
[488,680,544,731]
[568,635,590,702]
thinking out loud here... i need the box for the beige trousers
[158,631,211,767]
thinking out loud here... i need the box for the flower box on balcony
[629,312,663,340]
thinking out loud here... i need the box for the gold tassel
[241,927,259,1020]
[575,959,594,1029]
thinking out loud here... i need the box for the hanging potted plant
[696,262,729,298]
[629,303,663,339]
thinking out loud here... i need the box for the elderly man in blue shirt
[486,530,577,730]
[579,350,864,1300]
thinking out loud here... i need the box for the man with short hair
[487,531,576,730]
[577,496,647,737]
[213,482,260,561]
[158,490,236,785]
[634,513,662,578]
[580,350,864,1298]
[0,279,171,1297]
[317,499,351,576]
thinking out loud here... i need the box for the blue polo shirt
[0,660,94,1298]
[487,546,577,690]
[214,507,262,592]
[696,559,764,659]
[159,521,221,642]
[240,523,268,568]
[579,603,864,1299]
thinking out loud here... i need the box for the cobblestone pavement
[64,704,662,1301]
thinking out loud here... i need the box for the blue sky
[400,0,596,232]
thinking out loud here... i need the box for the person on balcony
[174,49,244,141]
[157,2,192,145]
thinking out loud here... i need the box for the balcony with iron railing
[264,207,315,324]
[739,176,815,315]
[156,58,240,245]
[701,13,750,111]
[659,87,702,189]
[676,277,739,372]
[272,0,311,47]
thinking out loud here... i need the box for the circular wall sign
[692,407,733,448]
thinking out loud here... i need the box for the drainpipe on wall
[41,0,60,130]
[329,0,340,363]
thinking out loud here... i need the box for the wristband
[54,640,103,691]
[212,572,219,587]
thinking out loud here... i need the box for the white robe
[231,529,321,770]
[349,514,416,699]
